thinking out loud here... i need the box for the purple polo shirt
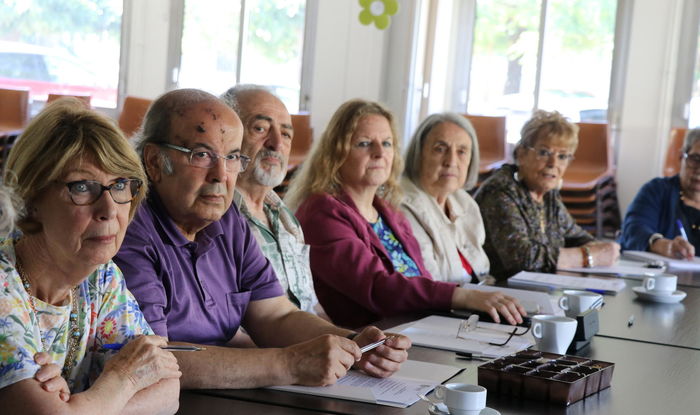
[114,191,284,346]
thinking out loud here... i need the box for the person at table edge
[474,110,620,280]
[619,128,700,259]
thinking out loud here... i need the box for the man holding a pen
[114,89,411,389]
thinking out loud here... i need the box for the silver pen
[360,337,390,353]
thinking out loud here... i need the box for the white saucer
[428,402,500,415]
[632,286,687,303]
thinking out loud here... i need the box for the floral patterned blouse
[0,236,153,392]
[474,164,594,281]
[371,216,422,277]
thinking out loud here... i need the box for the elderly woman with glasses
[620,129,700,259]
[474,110,620,281]
[0,99,180,414]
[400,113,490,284]
[286,99,526,329]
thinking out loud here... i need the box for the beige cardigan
[400,177,490,284]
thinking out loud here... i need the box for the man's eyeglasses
[157,142,251,172]
[683,152,700,169]
[527,146,575,164]
[65,179,142,206]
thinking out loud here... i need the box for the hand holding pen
[673,220,696,260]
[352,326,411,379]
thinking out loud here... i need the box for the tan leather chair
[47,93,91,108]
[463,114,508,175]
[118,96,152,139]
[561,122,612,192]
[288,113,313,168]
[0,88,30,135]
[663,127,686,177]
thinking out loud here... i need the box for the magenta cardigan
[295,191,457,328]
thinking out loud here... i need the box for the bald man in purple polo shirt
[115,88,410,389]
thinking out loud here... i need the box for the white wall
[615,0,684,213]
[123,0,172,100]
[306,0,388,136]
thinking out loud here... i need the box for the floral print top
[474,164,594,281]
[0,236,153,392]
[371,216,422,277]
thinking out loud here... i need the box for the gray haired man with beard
[221,85,323,316]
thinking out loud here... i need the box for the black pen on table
[455,351,492,361]
[102,343,206,351]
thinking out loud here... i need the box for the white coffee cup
[643,274,677,294]
[531,315,578,355]
[558,290,603,317]
[434,383,486,415]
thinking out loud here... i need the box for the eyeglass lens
[66,179,141,205]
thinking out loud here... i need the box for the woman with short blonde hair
[0,98,180,414]
[475,110,619,281]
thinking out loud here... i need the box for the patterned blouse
[0,236,153,392]
[371,216,422,277]
[474,164,594,281]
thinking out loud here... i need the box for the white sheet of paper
[558,259,665,279]
[508,271,626,294]
[269,359,461,408]
[392,315,534,358]
[623,250,700,271]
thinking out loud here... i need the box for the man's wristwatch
[648,233,664,249]
[581,245,594,268]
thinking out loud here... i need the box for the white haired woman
[401,112,489,285]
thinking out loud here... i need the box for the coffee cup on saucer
[531,315,578,355]
[642,274,677,295]
[434,383,486,415]
[558,290,603,317]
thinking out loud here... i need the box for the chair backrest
[663,127,686,177]
[0,88,30,132]
[118,96,152,139]
[568,122,611,171]
[289,113,313,167]
[47,93,91,108]
[463,114,507,161]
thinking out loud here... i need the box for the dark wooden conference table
[177,272,700,415]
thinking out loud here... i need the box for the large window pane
[179,0,305,113]
[240,0,305,113]
[179,1,242,95]
[538,0,616,124]
[467,0,541,143]
[0,0,122,108]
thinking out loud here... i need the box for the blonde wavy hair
[285,99,403,211]
[3,98,148,234]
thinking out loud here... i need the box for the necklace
[15,256,82,380]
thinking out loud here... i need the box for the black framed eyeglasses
[157,142,251,172]
[682,152,700,169]
[65,179,142,206]
[527,146,575,164]
[456,314,531,347]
